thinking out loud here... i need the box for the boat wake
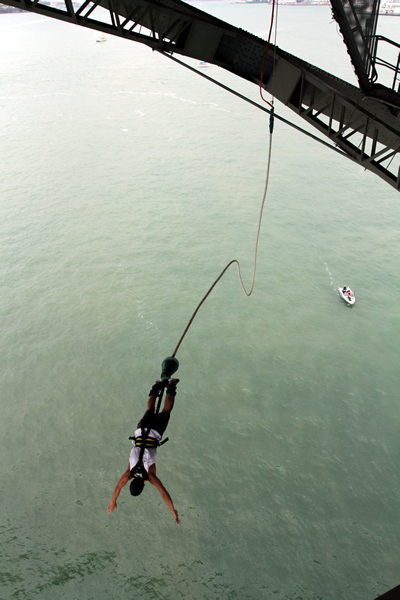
[324,261,336,289]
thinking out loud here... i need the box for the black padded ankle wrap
[149,384,161,397]
[166,384,177,396]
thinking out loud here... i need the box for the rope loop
[172,128,274,358]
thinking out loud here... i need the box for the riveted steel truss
[280,53,400,190]
[2,0,400,190]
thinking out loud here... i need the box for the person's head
[130,477,145,497]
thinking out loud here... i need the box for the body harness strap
[128,435,170,448]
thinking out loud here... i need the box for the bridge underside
[2,0,400,190]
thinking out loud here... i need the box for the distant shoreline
[2,0,398,13]
[0,4,25,12]
[231,1,330,4]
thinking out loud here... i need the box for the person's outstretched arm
[107,465,131,513]
[148,467,180,524]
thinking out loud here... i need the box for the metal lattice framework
[330,0,400,95]
[330,0,381,90]
[2,0,400,190]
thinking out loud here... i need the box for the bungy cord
[171,109,275,359]
[166,3,279,360]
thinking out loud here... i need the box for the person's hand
[107,501,117,514]
[173,509,180,525]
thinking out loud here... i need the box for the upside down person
[107,378,180,524]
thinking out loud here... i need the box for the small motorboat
[339,286,355,305]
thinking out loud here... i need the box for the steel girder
[2,0,400,190]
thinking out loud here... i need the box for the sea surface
[0,4,399,600]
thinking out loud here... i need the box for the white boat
[339,286,355,305]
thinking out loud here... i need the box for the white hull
[339,287,355,305]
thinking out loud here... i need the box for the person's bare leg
[162,379,179,414]
[147,395,157,411]
[147,380,162,411]
[162,392,175,413]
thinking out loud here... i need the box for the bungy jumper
[129,356,179,481]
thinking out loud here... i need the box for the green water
[0,5,399,599]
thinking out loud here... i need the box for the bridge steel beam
[2,0,400,190]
